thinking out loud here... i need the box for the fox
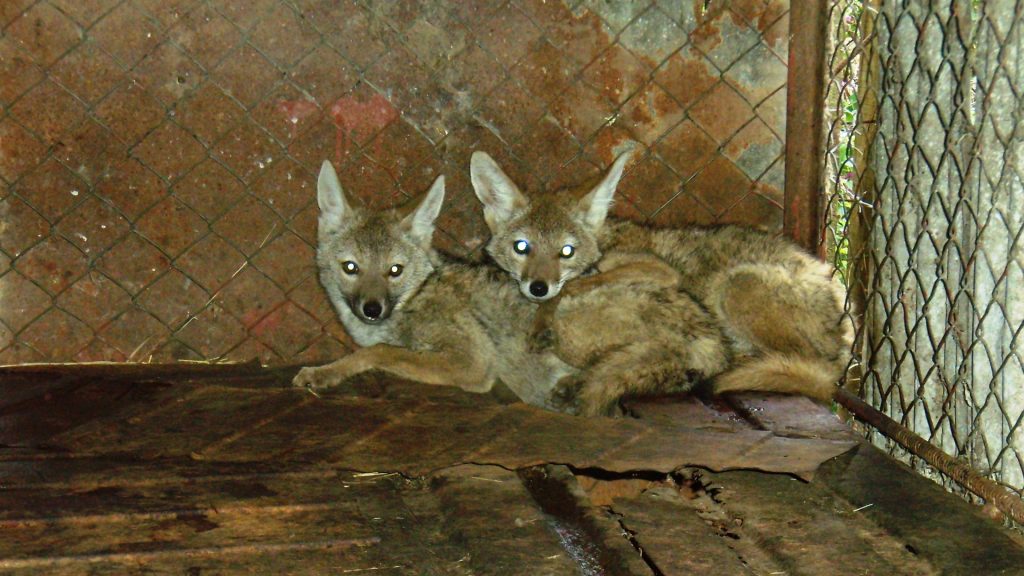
[469,150,854,403]
[292,160,729,416]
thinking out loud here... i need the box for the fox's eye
[388,264,404,277]
[342,261,359,275]
[513,239,531,255]
[560,245,575,258]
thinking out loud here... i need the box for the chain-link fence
[1,0,791,366]
[823,0,1024,508]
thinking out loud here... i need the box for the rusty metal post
[784,0,829,255]
[834,389,1024,525]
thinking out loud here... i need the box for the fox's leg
[292,344,491,393]
[711,263,852,362]
[529,252,681,351]
[552,341,705,417]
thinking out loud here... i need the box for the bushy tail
[713,354,840,402]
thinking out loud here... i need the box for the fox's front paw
[292,366,341,390]
[528,325,558,353]
[529,301,560,353]
[549,374,585,415]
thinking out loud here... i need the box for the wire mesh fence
[0,0,791,366]
[823,0,1024,509]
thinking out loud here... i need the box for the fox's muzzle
[350,298,392,324]
[520,279,559,302]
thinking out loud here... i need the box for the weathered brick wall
[0,0,790,364]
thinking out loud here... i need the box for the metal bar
[834,389,1024,525]
[784,0,829,255]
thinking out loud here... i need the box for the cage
[1,0,1023,572]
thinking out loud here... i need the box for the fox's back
[603,220,828,300]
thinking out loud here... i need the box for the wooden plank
[430,464,584,575]
[706,468,937,575]
[610,484,783,575]
[817,446,1024,575]
[743,393,1024,574]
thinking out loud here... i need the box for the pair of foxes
[292,150,853,416]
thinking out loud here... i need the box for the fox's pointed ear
[577,150,632,230]
[317,160,352,231]
[470,151,527,230]
[400,174,446,248]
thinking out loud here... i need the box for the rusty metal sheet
[725,393,857,440]
[50,381,857,480]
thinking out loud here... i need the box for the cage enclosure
[1,0,1023,573]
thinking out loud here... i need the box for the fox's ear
[577,150,632,230]
[470,151,527,230]
[400,174,446,248]
[317,160,352,230]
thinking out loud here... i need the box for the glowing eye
[389,264,404,277]
[560,245,575,258]
[342,261,359,275]
[513,240,531,255]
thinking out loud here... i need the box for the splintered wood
[1,365,1021,575]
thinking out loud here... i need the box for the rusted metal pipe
[784,0,829,254]
[834,389,1024,525]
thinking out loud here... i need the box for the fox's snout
[519,278,559,302]
[351,298,391,324]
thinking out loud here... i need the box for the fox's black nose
[529,281,549,298]
[362,301,383,319]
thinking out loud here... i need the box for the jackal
[292,160,729,416]
[469,150,853,402]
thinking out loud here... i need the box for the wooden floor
[1,363,1022,575]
